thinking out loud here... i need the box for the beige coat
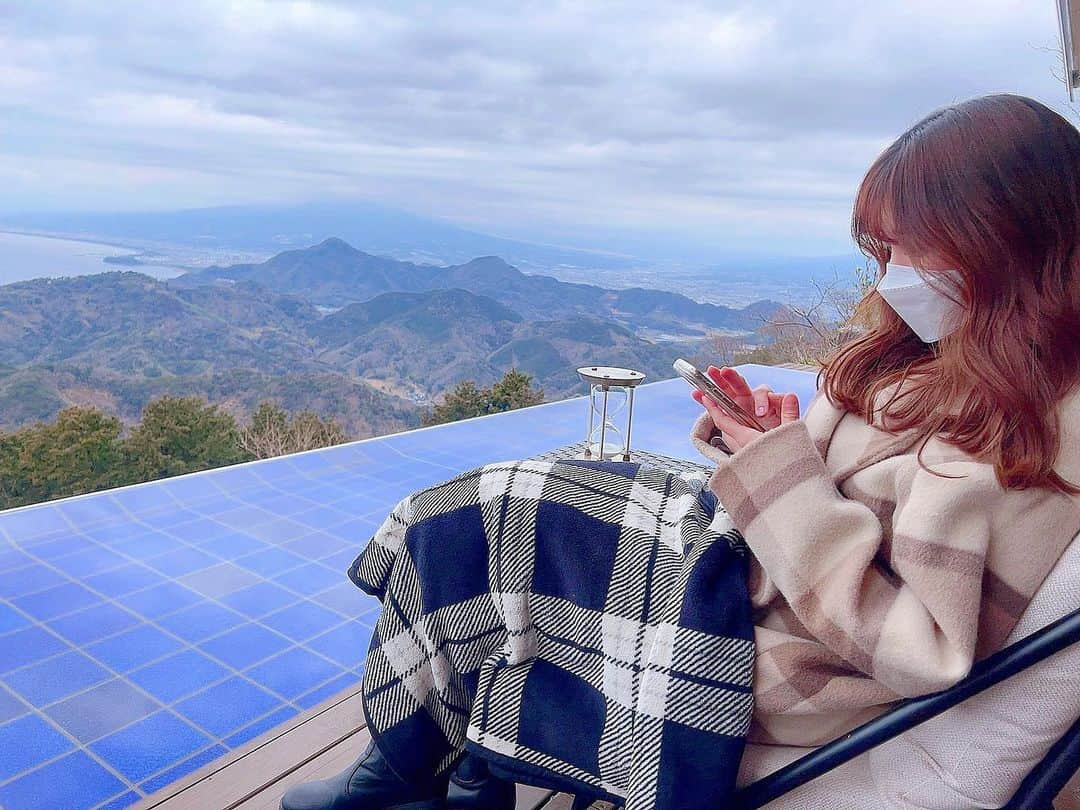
[689,379,1080,746]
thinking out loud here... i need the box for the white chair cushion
[737,536,1080,808]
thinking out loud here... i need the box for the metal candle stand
[576,366,646,462]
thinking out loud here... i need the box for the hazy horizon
[2,1,1074,260]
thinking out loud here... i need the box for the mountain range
[0,239,781,434]
[176,237,779,337]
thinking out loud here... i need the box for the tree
[0,408,124,509]
[122,396,249,482]
[422,368,545,427]
[486,368,546,412]
[239,401,351,460]
[711,265,876,368]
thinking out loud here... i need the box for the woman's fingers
[691,389,762,452]
[752,385,772,418]
[707,366,755,414]
[780,392,801,423]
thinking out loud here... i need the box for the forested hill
[0,270,711,432]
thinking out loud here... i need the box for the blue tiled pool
[0,366,817,809]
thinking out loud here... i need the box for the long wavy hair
[822,94,1080,493]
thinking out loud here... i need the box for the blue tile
[90,710,211,783]
[160,474,229,503]
[47,602,140,645]
[4,650,111,707]
[109,485,178,515]
[84,563,165,597]
[163,516,231,543]
[291,507,353,532]
[129,649,228,704]
[144,546,218,577]
[0,507,72,540]
[13,581,102,621]
[222,705,298,749]
[0,601,31,634]
[117,581,202,619]
[158,601,246,643]
[294,671,362,710]
[174,677,282,737]
[138,508,200,530]
[322,548,361,573]
[324,517,382,543]
[0,547,32,573]
[213,504,274,530]
[50,546,128,577]
[0,714,74,781]
[220,581,299,618]
[45,678,161,743]
[139,743,227,794]
[28,532,94,560]
[0,626,71,674]
[0,750,125,810]
[198,623,290,669]
[305,622,375,669]
[272,562,344,596]
[87,625,181,672]
[0,684,27,724]
[235,547,306,577]
[243,517,310,543]
[112,531,183,560]
[0,563,67,598]
[84,522,145,544]
[198,531,268,559]
[282,531,351,560]
[54,497,126,527]
[262,601,342,642]
[246,647,344,700]
[311,582,382,619]
[97,790,141,810]
[177,562,261,599]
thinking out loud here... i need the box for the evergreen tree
[0,408,124,509]
[122,396,250,481]
[422,369,544,427]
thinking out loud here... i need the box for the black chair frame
[550,608,1079,809]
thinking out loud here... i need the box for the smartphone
[673,358,767,432]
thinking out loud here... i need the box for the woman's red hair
[823,94,1080,493]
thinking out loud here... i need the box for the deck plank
[234,728,370,810]
[135,682,557,810]
[136,688,367,810]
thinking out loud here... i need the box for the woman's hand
[691,365,801,452]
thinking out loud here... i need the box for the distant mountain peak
[311,236,360,253]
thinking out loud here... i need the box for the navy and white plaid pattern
[350,458,754,810]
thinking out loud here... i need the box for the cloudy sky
[0,0,1072,256]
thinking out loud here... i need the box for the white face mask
[876,263,964,343]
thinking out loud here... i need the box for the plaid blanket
[350,458,755,809]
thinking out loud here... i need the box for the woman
[282,93,1080,810]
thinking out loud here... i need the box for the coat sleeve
[704,418,1004,697]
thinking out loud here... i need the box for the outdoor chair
[514,446,1080,809]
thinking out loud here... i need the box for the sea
[0,231,181,285]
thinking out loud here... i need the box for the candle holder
[576,366,646,461]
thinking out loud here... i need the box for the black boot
[280,739,448,810]
[444,754,516,809]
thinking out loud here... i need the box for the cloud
[0,0,1071,256]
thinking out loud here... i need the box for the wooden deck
[133,684,604,810]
